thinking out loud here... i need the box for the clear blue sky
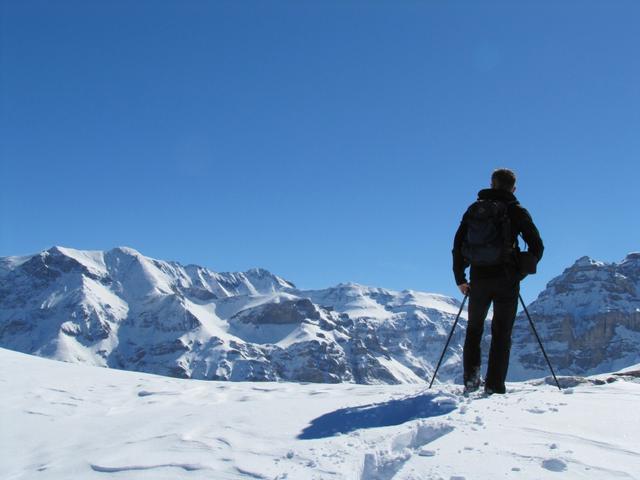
[1,0,638,303]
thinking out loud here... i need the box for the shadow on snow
[297,391,457,440]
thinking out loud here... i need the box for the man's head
[491,168,517,193]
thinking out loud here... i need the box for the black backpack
[461,199,516,267]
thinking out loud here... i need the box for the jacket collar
[477,188,518,203]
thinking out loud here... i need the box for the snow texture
[2,347,640,479]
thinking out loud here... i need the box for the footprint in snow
[417,448,436,457]
[391,423,454,451]
[542,458,567,472]
[526,407,546,414]
[361,423,454,480]
[137,390,179,397]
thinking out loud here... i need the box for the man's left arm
[516,207,544,261]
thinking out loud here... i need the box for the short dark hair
[491,168,516,191]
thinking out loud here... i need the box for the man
[452,168,543,394]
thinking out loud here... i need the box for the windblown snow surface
[2,348,639,479]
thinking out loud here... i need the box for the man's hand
[458,283,470,296]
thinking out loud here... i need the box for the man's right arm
[452,219,469,287]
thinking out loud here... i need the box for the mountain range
[1,246,639,384]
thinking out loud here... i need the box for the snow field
[2,347,639,480]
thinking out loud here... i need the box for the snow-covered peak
[242,267,296,292]
[390,290,463,315]
[301,282,464,321]
[321,282,388,295]
[8,245,108,281]
[103,247,176,298]
[533,252,639,318]
[571,255,606,268]
[0,246,300,303]
[302,283,394,316]
[621,252,640,269]
[108,246,143,257]
[45,246,108,278]
[245,267,275,276]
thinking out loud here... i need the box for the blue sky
[1,0,638,303]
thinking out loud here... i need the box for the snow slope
[2,347,639,480]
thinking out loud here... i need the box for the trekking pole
[429,294,468,389]
[519,294,562,391]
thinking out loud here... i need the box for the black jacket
[452,188,544,285]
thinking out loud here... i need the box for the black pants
[463,274,519,393]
